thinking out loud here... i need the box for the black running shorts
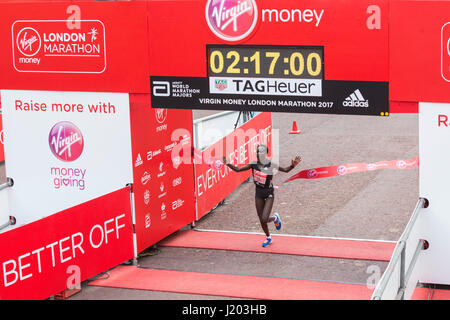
[255,186,274,199]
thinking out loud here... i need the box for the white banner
[417,102,450,285]
[0,90,133,227]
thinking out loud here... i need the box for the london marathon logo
[12,20,106,73]
[49,121,84,162]
[205,0,258,42]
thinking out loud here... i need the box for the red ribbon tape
[274,156,419,188]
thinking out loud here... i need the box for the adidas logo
[343,89,369,107]
[135,153,143,167]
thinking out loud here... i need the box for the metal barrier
[0,177,15,231]
[371,197,428,300]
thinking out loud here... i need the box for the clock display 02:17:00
[207,45,324,79]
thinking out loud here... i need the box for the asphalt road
[69,111,418,300]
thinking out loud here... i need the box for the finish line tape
[193,148,419,188]
[274,156,419,188]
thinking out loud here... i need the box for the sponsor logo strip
[151,76,389,116]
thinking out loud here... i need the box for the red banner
[0,1,150,93]
[0,187,134,300]
[129,94,196,253]
[389,0,450,103]
[149,0,388,82]
[195,112,272,219]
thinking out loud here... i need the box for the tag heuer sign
[215,79,227,90]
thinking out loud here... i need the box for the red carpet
[158,230,395,261]
[411,287,450,300]
[89,265,374,300]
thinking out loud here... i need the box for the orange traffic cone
[289,120,301,134]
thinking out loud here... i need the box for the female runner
[222,144,301,247]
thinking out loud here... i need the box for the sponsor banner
[149,0,388,81]
[195,112,272,219]
[418,102,450,285]
[0,90,133,227]
[151,76,388,116]
[129,94,196,253]
[0,1,149,92]
[276,156,419,188]
[0,187,134,300]
[390,1,450,103]
[149,0,388,115]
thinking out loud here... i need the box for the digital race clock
[207,45,324,79]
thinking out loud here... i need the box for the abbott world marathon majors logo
[12,20,106,73]
[49,121,86,191]
[205,0,258,42]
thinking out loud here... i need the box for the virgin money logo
[205,0,258,42]
[337,165,346,175]
[307,169,317,178]
[49,121,84,162]
[155,108,167,123]
[396,160,406,169]
[16,27,41,57]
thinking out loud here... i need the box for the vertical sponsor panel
[0,187,134,300]
[195,112,272,219]
[390,1,450,103]
[0,113,4,162]
[129,94,196,253]
[417,102,450,285]
[0,90,133,227]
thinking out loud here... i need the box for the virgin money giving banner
[0,90,133,227]
[149,0,389,116]
[417,102,450,285]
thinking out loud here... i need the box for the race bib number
[253,170,268,185]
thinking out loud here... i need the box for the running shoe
[274,213,282,230]
[262,237,272,247]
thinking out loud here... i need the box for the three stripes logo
[343,89,369,108]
